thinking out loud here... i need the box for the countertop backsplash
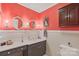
[0,30,45,46]
[0,30,46,52]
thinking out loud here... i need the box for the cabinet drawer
[0,46,26,56]
[0,48,20,56]
[0,45,27,56]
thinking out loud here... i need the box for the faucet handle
[68,42,72,47]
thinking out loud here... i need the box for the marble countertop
[0,38,46,52]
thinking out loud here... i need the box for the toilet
[59,45,79,56]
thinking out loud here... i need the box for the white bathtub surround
[59,45,79,56]
[46,30,79,56]
[0,30,46,52]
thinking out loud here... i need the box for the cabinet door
[28,41,46,56]
[22,46,28,56]
[7,47,23,56]
[59,8,69,26]
[59,4,79,27]
[68,5,78,25]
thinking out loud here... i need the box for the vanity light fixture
[5,20,9,23]
[23,22,29,27]
[26,22,29,27]
[5,20,9,28]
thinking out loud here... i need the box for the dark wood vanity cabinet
[27,41,46,56]
[0,46,27,56]
[0,41,46,56]
[0,48,22,56]
[59,3,79,27]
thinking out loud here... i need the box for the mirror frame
[13,16,23,29]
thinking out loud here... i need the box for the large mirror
[13,16,23,30]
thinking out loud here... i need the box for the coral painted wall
[1,3,79,30]
[0,3,40,30]
[41,3,79,30]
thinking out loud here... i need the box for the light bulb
[5,20,9,28]
[5,20,9,23]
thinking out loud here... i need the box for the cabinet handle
[65,16,68,18]
[69,14,72,18]
[21,48,23,50]
[8,52,10,54]
[65,15,69,18]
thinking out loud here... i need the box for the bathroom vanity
[0,41,46,56]
[0,30,46,56]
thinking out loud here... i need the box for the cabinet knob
[21,48,23,50]
[69,14,72,18]
[8,52,10,54]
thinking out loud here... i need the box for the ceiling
[20,3,57,13]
